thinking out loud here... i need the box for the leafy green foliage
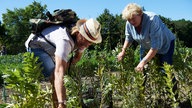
[64,75,81,108]
[1,52,52,108]
[0,53,23,87]
[64,40,192,108]
[0,23,6,46]
[174,19,192,47]
[2,1,48,54]
[0,1,191,107]
[0,40,191,107]
[93,9,126,51]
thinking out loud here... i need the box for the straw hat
[77,18,102,43]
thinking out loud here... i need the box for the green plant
[2,52,52,108]
[1,40,190,108]
[163,64,179,107]
[64,75,82,108]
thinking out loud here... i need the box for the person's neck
[135,25,141,34]
[135,15,143,34]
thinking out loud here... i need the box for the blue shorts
[29,48,55,78]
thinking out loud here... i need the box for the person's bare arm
[135,48,158,72]
[54,56,68,108]
[117,40,132,61]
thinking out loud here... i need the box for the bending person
[25,18,102,108]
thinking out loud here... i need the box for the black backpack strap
[39,33,56,49]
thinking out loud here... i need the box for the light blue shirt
[125,11,176,54]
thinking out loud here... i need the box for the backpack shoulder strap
[39,33,56,48]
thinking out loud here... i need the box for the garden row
[0,44,191,108]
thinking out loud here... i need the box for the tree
[174,19,192,47]
[0,22,6,46]
[96,9,125,51]
[2,1,47,54]
[159,16,192,48]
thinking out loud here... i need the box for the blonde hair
[122,3,143,20]
[71,26,78,35]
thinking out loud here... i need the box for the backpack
[29,9,78,34]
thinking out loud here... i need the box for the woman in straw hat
[25,18,102,108]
